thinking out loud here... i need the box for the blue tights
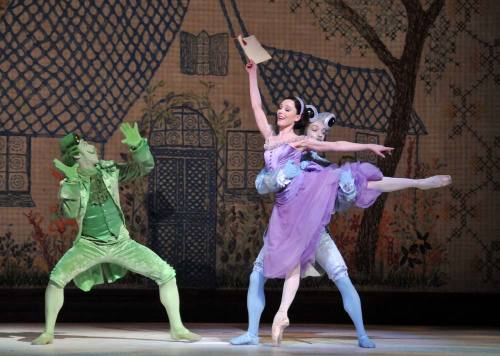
[230,271,375,348]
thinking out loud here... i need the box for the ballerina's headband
[294,96,305,115]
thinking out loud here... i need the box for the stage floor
[1,323,499,355]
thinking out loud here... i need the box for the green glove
[53,158,79,181]
[120,122,142,148]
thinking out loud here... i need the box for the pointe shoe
[31,332,54,345]
[170,327,201,342]
[271,313,289,346]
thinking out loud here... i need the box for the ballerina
[243,59,394,346]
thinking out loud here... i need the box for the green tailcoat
[58,139,154,291]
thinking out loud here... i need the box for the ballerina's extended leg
[367,175,451,192]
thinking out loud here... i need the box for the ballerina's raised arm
[246,60,274,139]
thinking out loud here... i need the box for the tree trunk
[355,63,419,278]
[340,0,446,280]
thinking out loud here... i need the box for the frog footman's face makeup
[77,140,99,167]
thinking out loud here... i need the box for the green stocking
[32,283,64,345]
[159,279,201,342]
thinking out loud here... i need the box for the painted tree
[315,0,446,277]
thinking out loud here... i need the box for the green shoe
[31,332,54,345]
[170,327,201,342]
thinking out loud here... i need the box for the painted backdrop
[0,0,498,293]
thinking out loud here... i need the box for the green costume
[50,138,175,291]
[32,123,200,345]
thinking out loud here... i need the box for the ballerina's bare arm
[246,60,274,139]
[295,138,394,158]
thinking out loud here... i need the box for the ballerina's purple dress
[262,137,383,278]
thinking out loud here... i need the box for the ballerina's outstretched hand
[294,137,394,157]
[369,144,394,158]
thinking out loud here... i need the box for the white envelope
[236,34,272,64]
